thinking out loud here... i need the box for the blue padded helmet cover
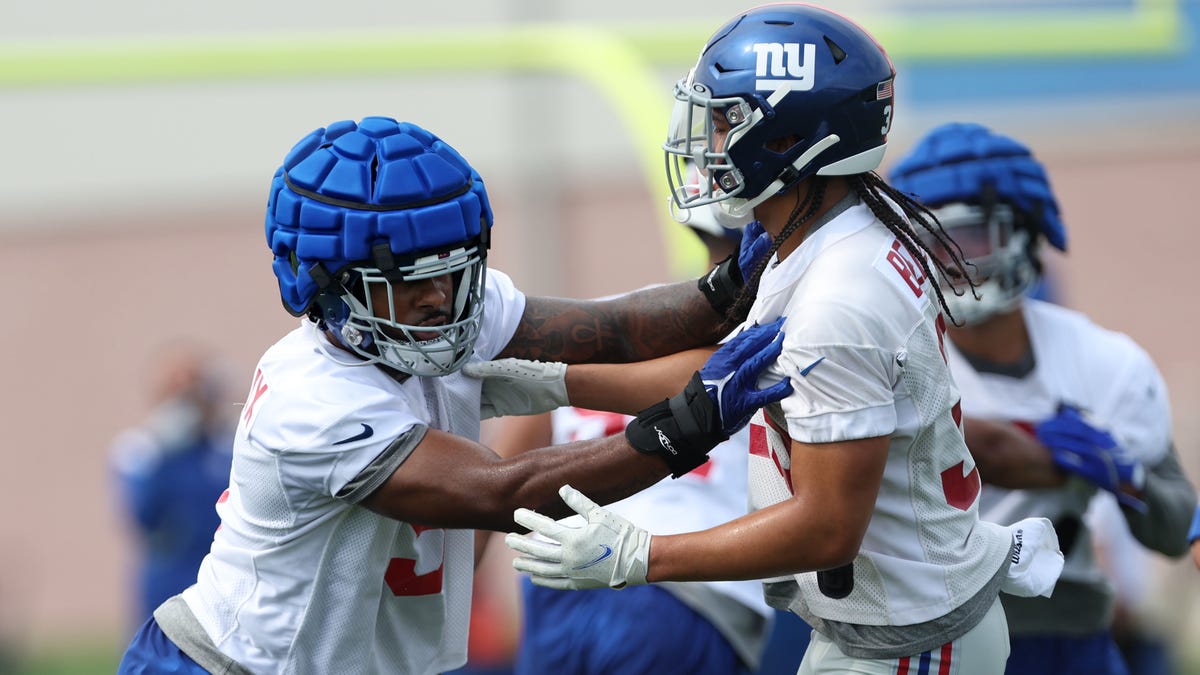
[888,122,1066,251]
[265,116,494,316]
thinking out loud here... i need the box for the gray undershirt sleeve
[336,424,429,503]
[1122,443,1196,557]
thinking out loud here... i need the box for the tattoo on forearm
[502,282,721,363]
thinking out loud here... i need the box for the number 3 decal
[384,525,445,596]
[881,105,893,135]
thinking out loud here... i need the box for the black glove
[698,221,771,319]
[625,319,792,477]
[625,373,724,477]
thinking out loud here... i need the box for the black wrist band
[698,254,743,317]
[625,373,727,477]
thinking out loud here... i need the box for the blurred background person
[888,122,1197,675]
[109,343,235,630]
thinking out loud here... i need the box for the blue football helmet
[665,3,896,219]
[888,122,1066,325]
[265,117,493,376]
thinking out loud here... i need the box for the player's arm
[367,322,789,533]
[962,417,1067,489]
[564,348,712,415]
[1121,443,1196,557]
[474,414,554,564]
[648,435,888,581]
[360,426,674,533]
[499,283,727,364]
[1101,355,1196,555]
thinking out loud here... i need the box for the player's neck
[320,327,413,383]
[759,177,850,261]
[947,307,1031,365]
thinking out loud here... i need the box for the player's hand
[701,317,792,435]
[461,358,568,419]
[624,318,792,476]
[506,484,650,590]
[1035,404,1146,511]
[736,220,772,290]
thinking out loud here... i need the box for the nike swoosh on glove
[505,484,651,590]
[461,358,568,419]
[999,517,1064,598]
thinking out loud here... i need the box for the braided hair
[724,173,977,329]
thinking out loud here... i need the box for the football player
[497,5,1064,674]
[888,121,1196,675]
[115,116,792,674]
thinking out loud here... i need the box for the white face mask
[924,203,1037,325]
[331,244,488,378]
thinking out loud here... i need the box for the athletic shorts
[797,597,1010,675]
[118,616,209,675]
[1005,630,1130,675]
[515,577,750,675]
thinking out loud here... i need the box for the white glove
[1000,517,1064,598]
[461,358,568,419]
[505,484,651,590]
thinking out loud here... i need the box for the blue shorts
[118,616,210,675]
[1006,631,1130,675]
[515,578,750,675]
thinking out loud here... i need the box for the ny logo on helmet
[753,43,816,92]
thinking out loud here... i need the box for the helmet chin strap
[724,134,841,218]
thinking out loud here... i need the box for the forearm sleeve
[1123,444,1197,557]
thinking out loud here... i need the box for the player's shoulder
[1025,299,1152,369]
[788,223,931,341]
[244,324,418,452]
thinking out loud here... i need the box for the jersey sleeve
[776,299,900,444]
[244,369,426,500]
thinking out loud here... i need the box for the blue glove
[625,318,792,477]
[1035,404,1146,511]
[737,220,773,288]
[701,317,792,435]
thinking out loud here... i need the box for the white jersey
[176,270,526,675]
[744,199,1012,631]
[949,299,1173,586]
[549,408,774,665]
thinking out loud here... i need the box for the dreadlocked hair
[721,172,979,331]
[851,172,978,325]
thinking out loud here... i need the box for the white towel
[1000,517,1065,598]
